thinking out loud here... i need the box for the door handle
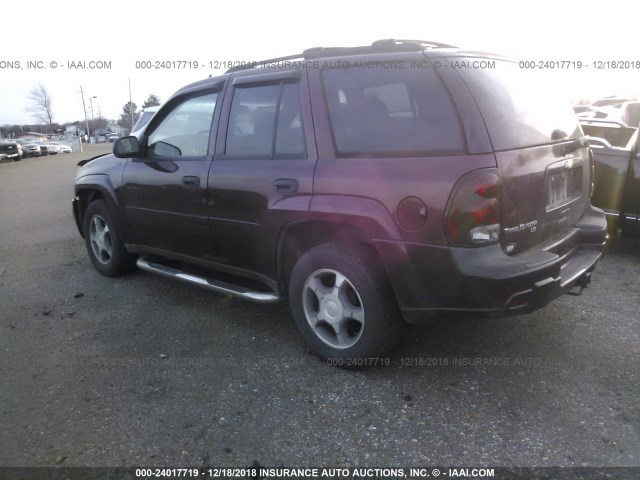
[182,176,200,187]
[273,178,299,193]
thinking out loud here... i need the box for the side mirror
[150,141,182,158]
[113,136,141,158]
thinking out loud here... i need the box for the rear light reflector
[445,169,502,246]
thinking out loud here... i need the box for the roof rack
[225,38,457,73]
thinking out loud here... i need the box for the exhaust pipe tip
[578,272,592,290]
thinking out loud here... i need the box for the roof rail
[225,38,456,73]
[371,38,457,49]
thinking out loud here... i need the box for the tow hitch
[566,272,592,296]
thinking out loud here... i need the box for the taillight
[445,169,502,246]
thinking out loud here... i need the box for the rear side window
[322,65,464,156]
[456,59,581,151]
[225,81,305,157]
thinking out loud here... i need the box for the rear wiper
[552,136,589,156]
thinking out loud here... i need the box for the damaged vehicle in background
[582,118,640,237]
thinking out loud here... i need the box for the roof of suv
[225,38,458,72]
[173,39,507,96]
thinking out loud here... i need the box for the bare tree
[89,116,109,133]
[26,83,54,129]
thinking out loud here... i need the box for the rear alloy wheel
[289,243,403,367]
[83,200,135,276]
[302,268,366,349]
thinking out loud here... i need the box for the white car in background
[50,142,72,153]
[36,142,58,155]
[48,144,61,154]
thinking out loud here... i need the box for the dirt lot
[0,146,638,468]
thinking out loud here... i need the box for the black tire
[83,200,136,276]
[289,242,403,367]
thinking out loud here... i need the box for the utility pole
[79,86,90,151]
[89,96,96,124]
[89,96,97,138]
[129,78,134,134]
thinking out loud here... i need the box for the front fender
[73,174,130,242]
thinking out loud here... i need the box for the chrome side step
[136,257,281,303]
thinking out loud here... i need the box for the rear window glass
[322,65,464,156]
[456,59,581,151]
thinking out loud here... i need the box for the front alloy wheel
[83,199,135,276]
[89,215,113,265]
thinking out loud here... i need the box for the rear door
[455,60,590,254]
[208,69,317,276]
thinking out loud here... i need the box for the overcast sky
[2,0,640,126]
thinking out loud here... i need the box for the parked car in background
[591,96,634,108]
[49,142,72,153]
[106,133,119,143]
[575,97,638,125]
[582,118,640,236]
[14,139,42,157]
[0,140,22,161]
[621,101,640,128]
[97,135,107,143]
[36,142,58,155]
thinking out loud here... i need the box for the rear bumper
[376,205,608,323]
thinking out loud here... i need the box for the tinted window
[322,65,464,155]
[226,82,305,157]
[147,93,217,158]
[456,60,581,151]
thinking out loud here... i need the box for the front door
[121,90,220,260]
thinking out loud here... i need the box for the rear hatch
[455,60,590,254]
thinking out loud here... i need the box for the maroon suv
[73,39,608,365]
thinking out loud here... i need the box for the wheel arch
[73,175,128,241]
[276,219,395,303]
[275,195,424,313]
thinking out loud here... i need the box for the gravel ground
[0,145,638,469]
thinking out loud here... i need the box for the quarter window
[322,65,464,155]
